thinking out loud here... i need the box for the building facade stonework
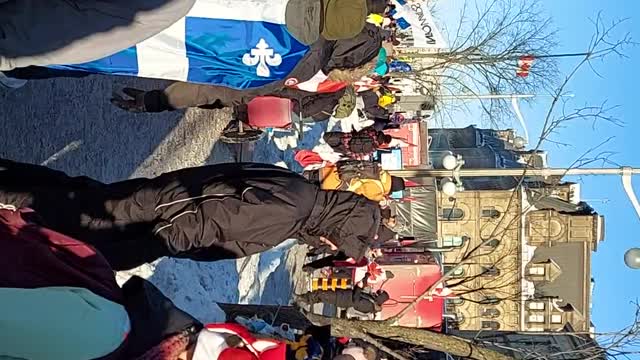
[439,184,603,333]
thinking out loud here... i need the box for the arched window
[482,208,502,219]
[483,239,500,249]
[442,235,469,247]
[480,295,501,305]
[444,265,466,277]
[481,266,500,277]
[440,207,464,220]
[481,308,501,318]
[451,268,465,277]
[449,298,465,306]
[481,321,501,330]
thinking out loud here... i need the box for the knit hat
[285,0,322,45]
[322,0,368,40]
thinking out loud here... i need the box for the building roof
[531,242,591,330]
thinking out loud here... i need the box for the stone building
[432,127,605,334]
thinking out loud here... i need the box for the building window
[481,321,501,330]
[529,266,546,276]
[442,235,468,247]
[444,265,466,278]
[528,314,545,323]
[528,302,545,310]
[455,313,466,324]
[440,207,464,220]
[481,266,500,277]
[551,314,563,324]
[481,308,501,318]
[449,298,465,305]
[481,208,502,219]
[483,239,500,249]
[480,295,501,305]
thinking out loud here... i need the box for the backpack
[333,85,357,119]
[336,160,381,183]
[345,127,380,155]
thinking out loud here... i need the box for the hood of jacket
[304,190,380,260]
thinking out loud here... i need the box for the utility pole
[388,166,640,179]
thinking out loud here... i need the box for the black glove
[110,88,147,112]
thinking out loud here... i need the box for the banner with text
[390,0,447,49]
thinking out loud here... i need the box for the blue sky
[434,0,640,349]
[526,0,640,344]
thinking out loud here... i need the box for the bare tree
[302,14,635,360]
[474,302,640,360]
[393,0,560,126]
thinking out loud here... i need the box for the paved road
[1,74,234,180]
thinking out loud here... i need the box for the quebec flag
[52,0,310,89]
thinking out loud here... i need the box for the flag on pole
[516,55,535,77]
[51,0,310,90]
[285,71,380,93]
[284,71,348,93]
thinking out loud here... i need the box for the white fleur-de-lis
[242,38,282,77]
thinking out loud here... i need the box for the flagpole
[522,52,592,60]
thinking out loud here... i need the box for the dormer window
[527,260,562,282]
[529,266,545,276]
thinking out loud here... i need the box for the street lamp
[624,248,640,270]
[440,178,458,197]
[442,153,459,170]
[439,154,465,196]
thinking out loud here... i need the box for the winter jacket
[0,160,381,270]
[0,287,130,360]
[320,165,392,202]
[0,206,202,360]
[195,323,286,360]
[0,0,196,70]
[0,207,122,302]
[135,24,382,113]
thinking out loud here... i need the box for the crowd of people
[1,0,418,359]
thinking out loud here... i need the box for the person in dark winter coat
[110,24,384,113]
[0,160,381,270]
[323,126,392,159]
[0,205,198,359]
[296,274,389,314]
